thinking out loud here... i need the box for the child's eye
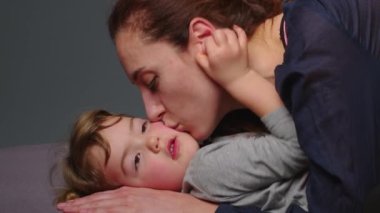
[134,153,141,171]
[141,121,148,133]
[147,76,158,92]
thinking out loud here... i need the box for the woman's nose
[142,91,165,122]
[146,137,161,153]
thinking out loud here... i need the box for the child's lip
[167,137,178,160]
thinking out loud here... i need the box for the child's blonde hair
[56,110,126,203]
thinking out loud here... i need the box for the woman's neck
[247,13,285,84]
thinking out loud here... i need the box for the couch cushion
[0,143,64,213]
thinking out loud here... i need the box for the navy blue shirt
[217,0,380,212]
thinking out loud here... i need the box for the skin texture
[197,25,283,117]
[92,116,199,191]
[115,25,242,141]
[57,186,218,213]
[197,25,252,87]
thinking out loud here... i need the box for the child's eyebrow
[121,148,128,176]
[120,117,134,176]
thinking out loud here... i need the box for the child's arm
[193,26,308,210]
[183,107,308,209]
[196,25,283,117]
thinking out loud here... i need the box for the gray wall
[0,0,145,148]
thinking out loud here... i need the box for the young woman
[58,0,380,212]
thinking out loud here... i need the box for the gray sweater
[182,107,309,212]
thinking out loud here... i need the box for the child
[57,26,308,212]
[58,107,307,212]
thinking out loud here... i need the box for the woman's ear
[189,17,215,41]
[188,17,215,53]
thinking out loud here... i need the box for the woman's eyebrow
[131,67,144,83]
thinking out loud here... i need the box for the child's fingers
[233,25,247,49]
[204,36,217,52]
[195,52,210,72]
[212,29,228,46]
[224,28,239,44]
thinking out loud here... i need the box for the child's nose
[146,137,161,153]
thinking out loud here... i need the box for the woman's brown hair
[108,0,283,48]
[107,0,275,141]
[56,110,124,203]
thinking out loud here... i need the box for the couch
[0,143,65,213]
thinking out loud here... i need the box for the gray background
[0,0,145,148]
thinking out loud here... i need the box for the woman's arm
[57,186,217,213]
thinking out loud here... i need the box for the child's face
[91,116,199,191]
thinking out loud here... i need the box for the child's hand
[196,25,251,88]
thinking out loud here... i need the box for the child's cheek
[143,157,183,190]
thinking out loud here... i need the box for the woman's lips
[175,124,185,132]
[168,137,179,160]
[171,123,186,132]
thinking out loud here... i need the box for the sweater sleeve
[182,107,308,205]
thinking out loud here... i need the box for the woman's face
[115,31,233,141]
[91,116,199,191]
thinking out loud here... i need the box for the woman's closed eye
[147,76,158,92]
[134,153,141,171]
[140,73,158,92]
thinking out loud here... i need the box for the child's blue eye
[134,153,141,171]
[141,121,147,133]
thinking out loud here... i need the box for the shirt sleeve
[182,107,308,204]
[314,0,380,58]
[275,0,380,212]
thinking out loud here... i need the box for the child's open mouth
[168,137,178,160]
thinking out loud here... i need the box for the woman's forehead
[117,39,185,75]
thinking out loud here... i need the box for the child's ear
[188,17,215,54]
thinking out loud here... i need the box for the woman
[58,0,380,212]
